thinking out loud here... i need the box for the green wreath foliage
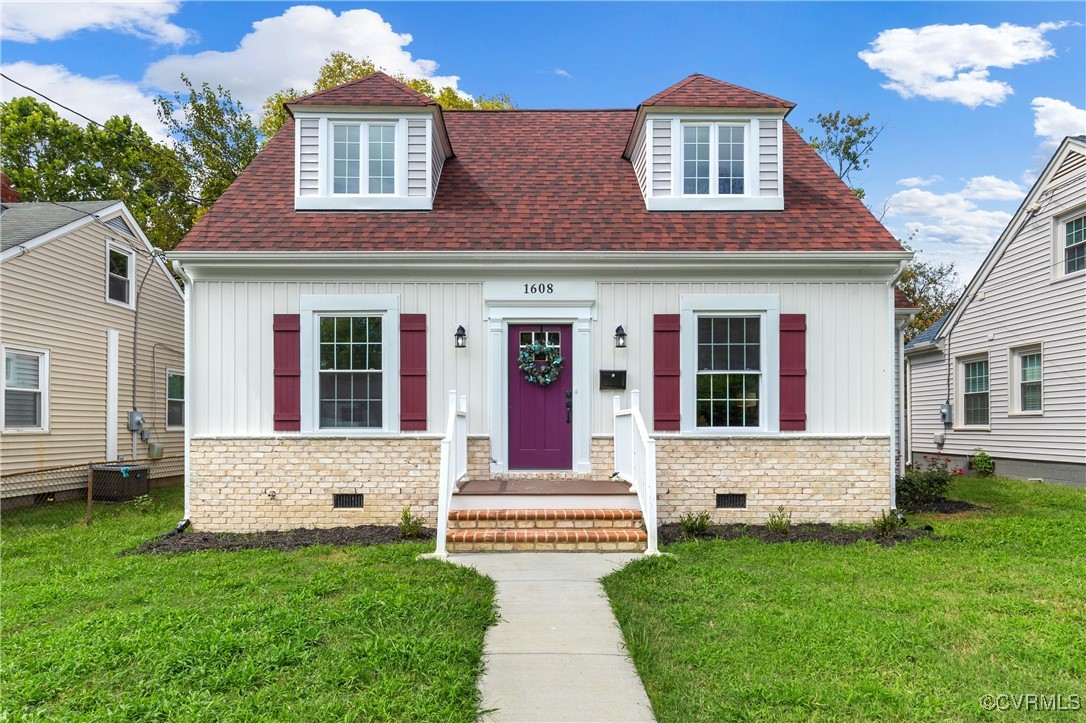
[517,343,564,386]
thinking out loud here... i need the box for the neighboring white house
[906,136,1086,488]
[171,73,914,549]
[0,188,186,506]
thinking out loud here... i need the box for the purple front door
[508,324,573,470]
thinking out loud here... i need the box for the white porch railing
[431,390,468,558]
[613,390,659,555]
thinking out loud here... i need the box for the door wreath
[518,343,564,386]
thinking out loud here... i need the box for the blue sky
[2,2,1084,281]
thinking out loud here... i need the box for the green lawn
[1,487,496,722]
[604,478,1086,722]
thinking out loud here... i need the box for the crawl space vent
[716,493,747,509]
[333,494,364,509]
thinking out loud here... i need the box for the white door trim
[485,302,595,475]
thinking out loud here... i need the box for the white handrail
[613,390,659,555]
[433,390,468,558]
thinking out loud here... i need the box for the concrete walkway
[451,553,656,723]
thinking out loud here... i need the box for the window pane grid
[1019,352,1042,412]
[1067,216,1086,273]
[333,124,361,195]
[963,360,989,425]
[695,316,760,428]
[4,351,43,428]
[683,126,710,195]
[717,126,745,195]
[318,316,383,429]
[108,248,131,304]
[368,125,395,194]
[167,371,184,427]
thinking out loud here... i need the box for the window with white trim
[107,242,135,306]
[166,369,184,429]
[1065,214,1085,275]
[317,315,384,429]
[681,123,747,196]
[959,356,989,427]
[1011,346,1042,414]
[3,346,48,430]
[331,122,396,196]
[695,316,761,427]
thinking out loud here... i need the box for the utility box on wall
[940,403,953,425]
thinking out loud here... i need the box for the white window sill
[165,426,185,432]
[953,425,991,432]
[295,196,432,211]
[106,298,135,311]
[645,196,783,212]
[1,427,49,435]
[1008,411,1044,418]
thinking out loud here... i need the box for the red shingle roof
[176,109,901,254]
[640,74,795,110]
[895,288,916,309]
[288,71,436,107]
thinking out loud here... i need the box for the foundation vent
[333,493,364,509]
[716,493,747,509]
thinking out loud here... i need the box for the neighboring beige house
[0,192,185,506]
[906,136,1086,487]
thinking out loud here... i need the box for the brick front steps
[447,509,647,552]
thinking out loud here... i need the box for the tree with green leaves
[897,241,962,342]
[804,111,885,201]
[0,97,194,249]
[259,51,515,139]
[155,74,259,214]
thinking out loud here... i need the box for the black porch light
[614,325,628,348]
[454,325,467,349]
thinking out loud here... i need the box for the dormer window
[332,122,396,195]
[682,123,747,196]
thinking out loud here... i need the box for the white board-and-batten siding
[908,146,1086,466]
[189,278,892,438]
[0,220,185,475]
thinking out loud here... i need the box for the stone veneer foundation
[189,435,891,531]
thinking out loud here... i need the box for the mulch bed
[129,525,435,555]
[658,522,932,547]
[901,498,987,514]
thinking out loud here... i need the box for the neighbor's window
[318,315,383,428]
[1012,347,1042,413]
[1066,215,1085,274]
[695,316,761,428]
[332,122,396,196]
[107,242,134,306]
[166,369,184,428]
[682,123,746,196]
[961,357,989,426]
[3,347,47,430]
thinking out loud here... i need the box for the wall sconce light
[614,325,628,348]
[454,325,467,349]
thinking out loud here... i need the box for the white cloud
[884,176,1024,281]
[897,175,942,188]
[1031,97,1086,149]
[143,5,461,116]
[0,61,166,142]
[859,22,1068,107]
[554,68,572,79]
[1,0,192,45]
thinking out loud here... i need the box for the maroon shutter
[399,314,427,431]
[273,314,301,431]
[653,314,681,431]
[779,313,807,431]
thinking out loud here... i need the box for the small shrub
[397,508,425,539]
[766,506,791,534]
[131,494,154,513]
[970,448,996,477]
[678,511,713,540]
[898,455,955,506]
[873,511,902,538]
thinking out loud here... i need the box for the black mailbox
[599,370,627,390]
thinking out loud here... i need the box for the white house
[906,136,1086,488]
[0,186,186,506]
[171,73,913,550]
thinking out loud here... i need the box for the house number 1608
[524,283,554,294]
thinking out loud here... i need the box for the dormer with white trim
[623,74,793,212]
[287,73,454,211]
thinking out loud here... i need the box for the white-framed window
[681,122,748,197]
[1064,214,1085,275]
[166,369,184,429]
[299,295,400,434]
[958,355,989,428]
[106,241,135,307]
[1010,345,1043,414]
[680,295,780,434]
[331,122,396,196]
[2,345,49,432]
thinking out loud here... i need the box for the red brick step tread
[447,529,648,543]
[449,509,642,521]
